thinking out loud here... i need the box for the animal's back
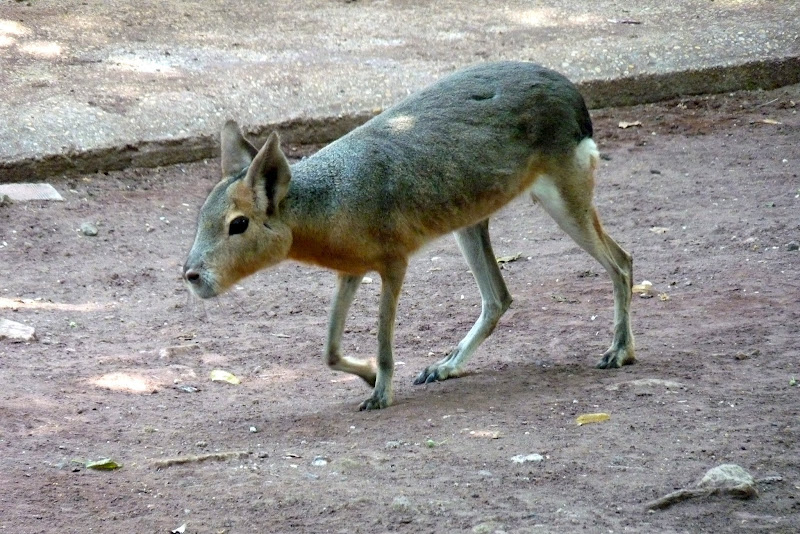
[287,62,593,252]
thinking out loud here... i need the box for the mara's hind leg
[414,219,513,384]
[530,139,635,368]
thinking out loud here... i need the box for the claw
[413,367,439,385]
[596,346,636,369]
[358,391,390,410]
[595,356,620,369]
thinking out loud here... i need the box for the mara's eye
[228,216,249,236]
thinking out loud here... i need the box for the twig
[646,488,713,510]
[647,483,759,510]
[153,450,251,469]
[755,98,779,109]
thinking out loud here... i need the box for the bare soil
[1,86,799,533]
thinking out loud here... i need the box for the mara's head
[183,121,293,298]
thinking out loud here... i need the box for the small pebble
[511,453,544,463]
[787,241,799,251]
[80,222,98,236]
[391,495,412,512]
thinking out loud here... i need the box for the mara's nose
[184,267,201,283]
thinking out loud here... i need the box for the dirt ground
[1,85,799,533]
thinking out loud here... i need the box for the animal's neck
[282,161,341,268]
[282,159,335,230]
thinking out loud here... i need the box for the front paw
[596,345,636,369]
[358,390,392,411]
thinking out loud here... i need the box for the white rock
[0,318,36,342]
[80,222,98,236]
[697,464,757,497]
[511,453,544,464]
[0,183,63,202]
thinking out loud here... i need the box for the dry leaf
[658,292,671,301]
[618,121,642,129]
[86,458,122,470]
[470,430,502,439]
[209,369,240,385]
[496,253,522,264]
[576,413,610,426]
[758,119,781,125]
[632,281,653,294]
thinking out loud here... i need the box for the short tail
[575,138,599,173]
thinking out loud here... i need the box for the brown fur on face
[215,188,293,292]
[183,128,293,298]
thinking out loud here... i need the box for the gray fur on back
[285,62,592,235]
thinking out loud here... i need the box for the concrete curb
[1,56,798,183]
[579,56,800,108]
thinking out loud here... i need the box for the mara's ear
[220,120,258,177]
[246,131,292,216]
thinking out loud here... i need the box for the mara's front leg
[325,274,378,386]
[359,261,407,411]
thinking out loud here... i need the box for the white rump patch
[528,138,599,228]
[575,138,599,172]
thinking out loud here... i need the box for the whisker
[182,284,210,322]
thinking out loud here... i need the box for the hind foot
[413,350,464,385]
